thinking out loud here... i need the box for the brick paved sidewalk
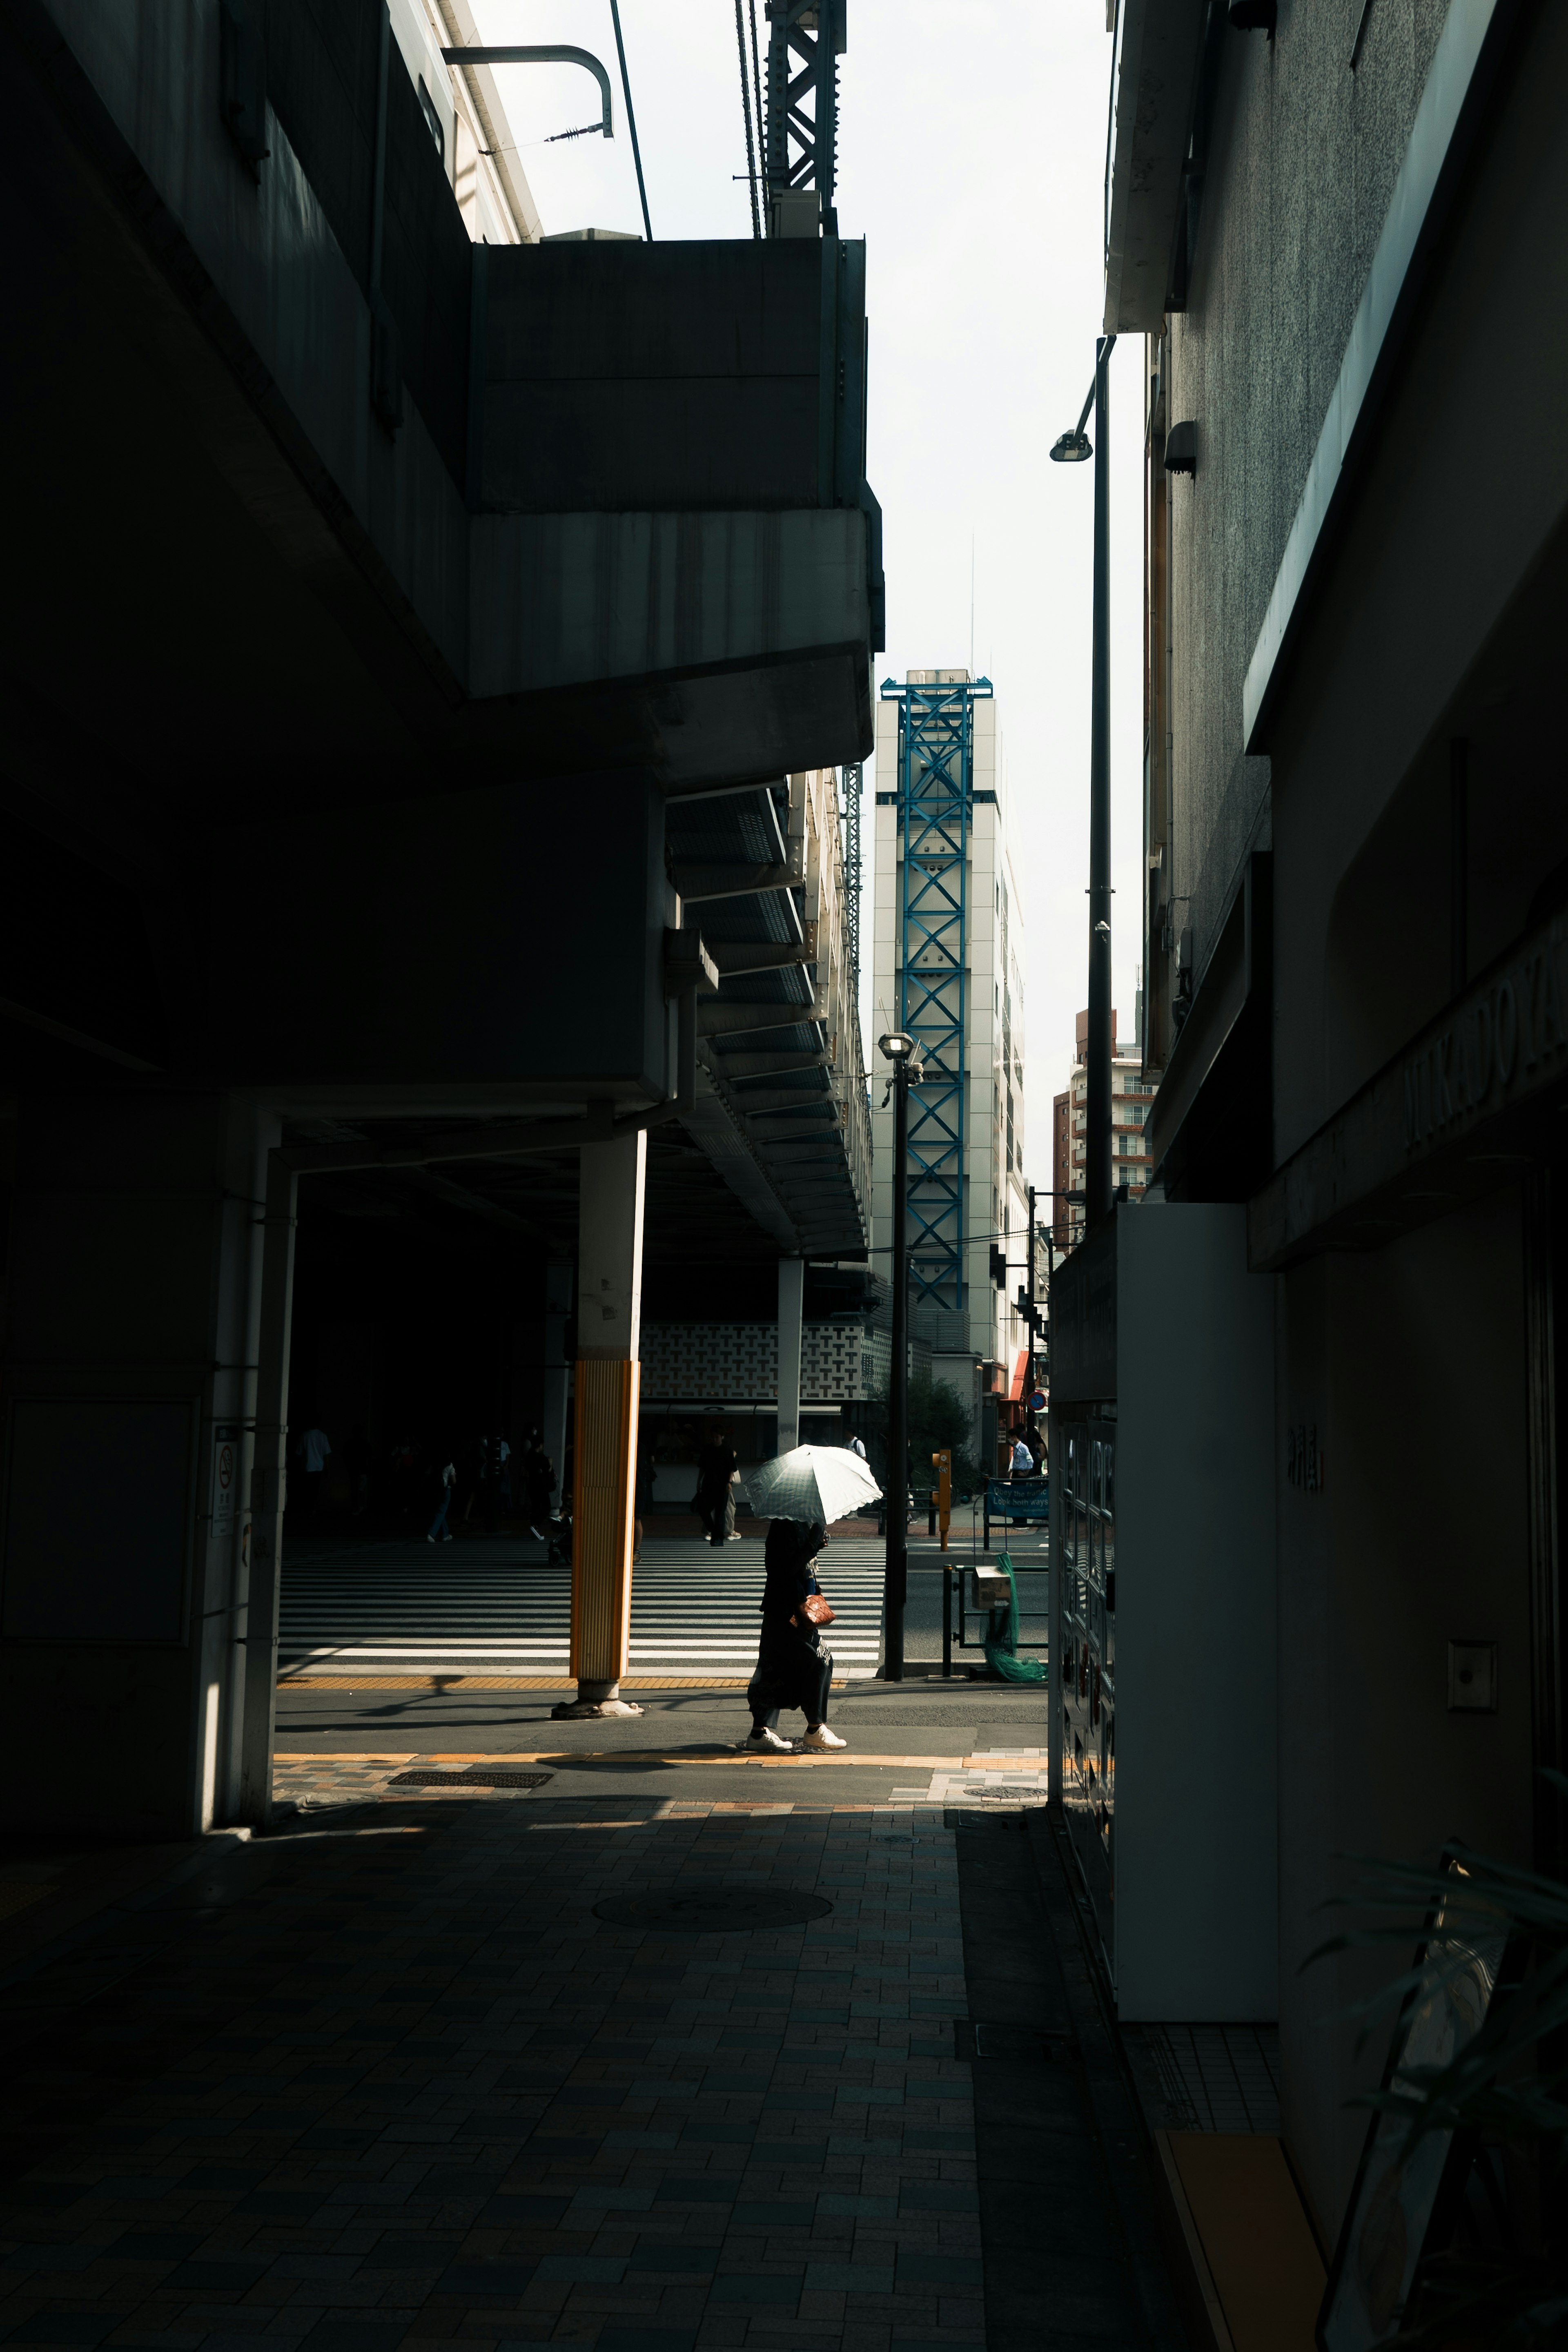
[0,1793,1173,2352]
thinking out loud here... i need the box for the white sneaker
[802,1725,847,1750]
[744,1726,796,1752]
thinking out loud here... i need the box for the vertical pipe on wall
[1523,1168,1563,1878]
[777,1255,804,1456]
[1450,736,1469,1000]
[1048,1402,1064,1805]
[884,1061,910,1680]
[1087,336,1114,1226]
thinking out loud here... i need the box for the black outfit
[748,1519,832,1731]
[695,1439,738,1545]
[523,1443,554,1536]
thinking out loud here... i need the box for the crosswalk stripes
[277,1533,889,1681]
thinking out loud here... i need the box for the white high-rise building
[870,671,1033,1470]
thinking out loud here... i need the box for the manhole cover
[593,1886,833,1932]
[387,1769,554,1789]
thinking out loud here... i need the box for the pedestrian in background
[695,1426,739,1546]
[522,1432,555,1542]
[389,1436,417,1525]
[294,1420,331,1524]
[343,1422,372,1518]
[633,1436,655,1566]
[426,1458,456,1543]
[745,1518,846,1751]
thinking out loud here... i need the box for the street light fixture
[1051,334,1117,1228]
[878,1028,922,1680]
[1049,371,1099,466]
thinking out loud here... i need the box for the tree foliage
[862,1367,983,1499]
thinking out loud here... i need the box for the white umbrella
[742,1444,882,1526]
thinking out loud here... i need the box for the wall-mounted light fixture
[1164,420,1198,475]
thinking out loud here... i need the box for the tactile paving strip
[386,1768,555,1788]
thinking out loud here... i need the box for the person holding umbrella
[745,1516,845,1751]
[740,1442,880,1754]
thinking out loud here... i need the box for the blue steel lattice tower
[887,676,989,1315]
[872,672,1031,1463]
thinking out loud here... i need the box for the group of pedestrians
[424,1427,560,1544]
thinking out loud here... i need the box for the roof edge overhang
[1102,0,1208,335]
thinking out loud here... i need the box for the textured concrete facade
[1133,0,1568,2267]
[1165,0,1449,993]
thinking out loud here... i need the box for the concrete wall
[482,242,826,512]
[0,1094,276,1839]
[201,772,670,1093]
[1115,1202,1278,2020]
[1148,0,1567,2254]
[1266,3,1568,1158]
[1167,0,1449,988]
[35,0,473,680]
[1275,1188,1535,2243]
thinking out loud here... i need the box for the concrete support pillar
[237,1148,298,1824]
[0,1092,274,1840]
[777,1255,804,1456]
[559,1133,646,1718]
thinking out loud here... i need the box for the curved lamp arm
[440,46,612,139]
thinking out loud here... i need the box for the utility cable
[748,0,766,232]
[734,0,761,236]
[607,0,653,241]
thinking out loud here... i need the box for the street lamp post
[879,1029,920,1681]
[1051,333,1117,1228]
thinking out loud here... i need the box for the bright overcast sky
[472,0,1140,1188]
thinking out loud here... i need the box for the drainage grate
[387,1769,554,1789]
[593,1886,833,1933]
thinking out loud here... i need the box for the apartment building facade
[1051,1009,1154,1251]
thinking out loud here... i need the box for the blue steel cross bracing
[882,675,993,1316]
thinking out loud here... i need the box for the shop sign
[1404,931,1568,1152]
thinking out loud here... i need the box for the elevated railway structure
[0,0,879,1839]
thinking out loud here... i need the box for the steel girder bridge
[882,675,993,1318]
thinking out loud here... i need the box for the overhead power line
[734,0,761,236]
